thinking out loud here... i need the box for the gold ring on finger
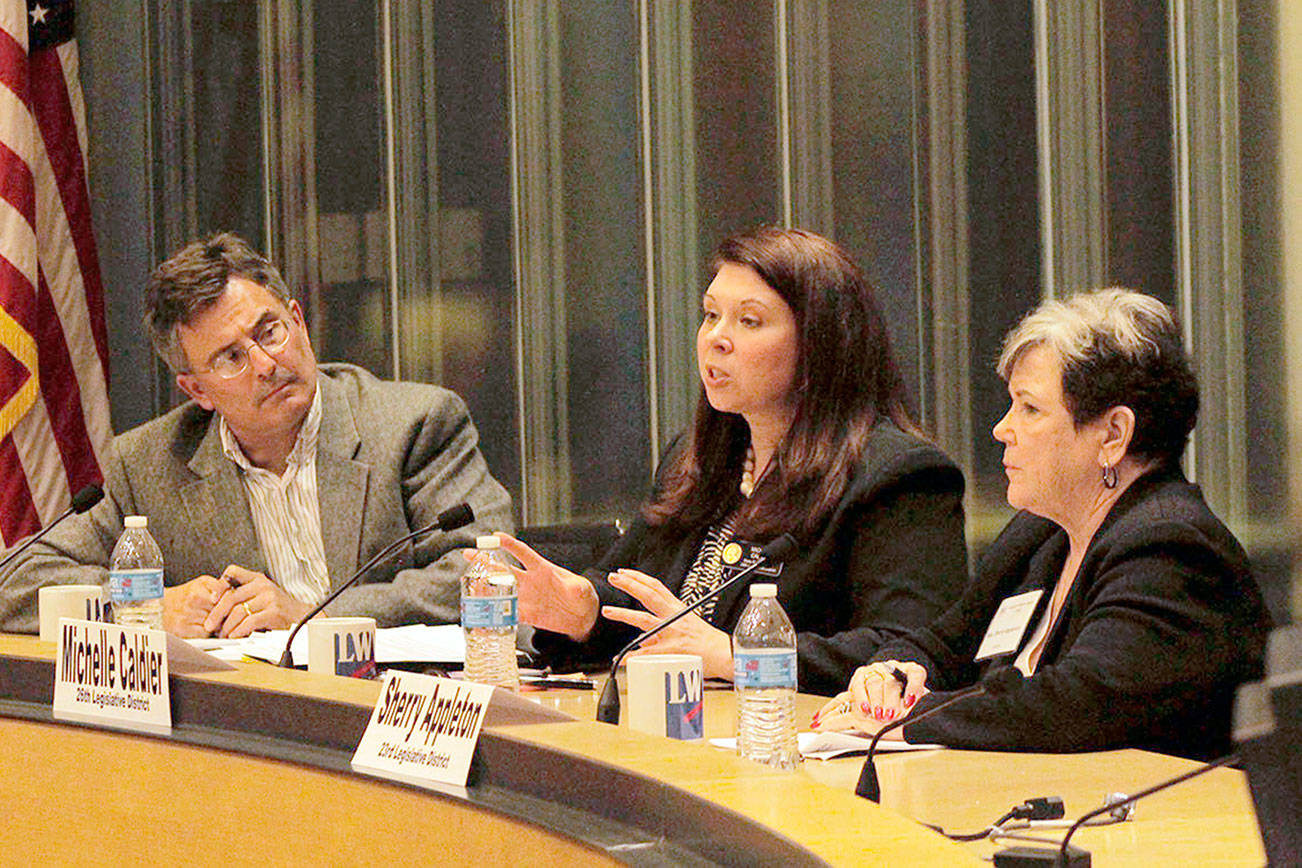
[242,602,253,618]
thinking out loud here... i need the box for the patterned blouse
[678,517,738,623]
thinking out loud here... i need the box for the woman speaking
[497,226,968,695]
[814,288,1270,758]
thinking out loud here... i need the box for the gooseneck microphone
[1050,753,1237,865]
[276,502,475,667]
[856,666,1024,802]
[0,484,104,572]
[594,533,799,725]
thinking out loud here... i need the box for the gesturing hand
[489,534,600,641]
[601,568,733,680]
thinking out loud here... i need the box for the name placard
[53,618,171,735]
[351,671,494,789]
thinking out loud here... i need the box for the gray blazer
[0,364,513,630]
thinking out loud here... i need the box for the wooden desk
[0,635,1264,865]
[514,685,1266,865]
[0,635,970,866]
[805,746,1265,865]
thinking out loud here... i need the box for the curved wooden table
[0,635,971,866]
[1,634,1264,864]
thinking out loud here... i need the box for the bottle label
[733,649,797,689]
[109,568,164,604]
[461,595,518,629]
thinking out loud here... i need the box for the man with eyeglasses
[0,232,512,637]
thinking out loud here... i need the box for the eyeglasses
[194,317,292,379]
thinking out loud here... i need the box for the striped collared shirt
[219,386,329,604]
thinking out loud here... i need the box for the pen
[520,676,595,690]
[890,666,909,689]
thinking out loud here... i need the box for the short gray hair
[997,288,1198,463]
[997,288,1174,379]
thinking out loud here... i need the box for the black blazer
[534,421,968,696]
[884,465,1270,759]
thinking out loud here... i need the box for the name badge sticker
[352,671,495,790]
[53,618,172,735]
[974,589,1044,661]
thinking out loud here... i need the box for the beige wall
[1283,0,1302,619]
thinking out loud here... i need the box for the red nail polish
[875,708,884,722]
[905,694,916,708]
[887,709,896,721]
[861,702,871,715]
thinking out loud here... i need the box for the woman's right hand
[486,533,600,641]
[812,660,929,731]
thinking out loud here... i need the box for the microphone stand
[0,484,104,572]
[856,666,1024,802]
[1051,753,1237,865]
[855,683,987,802]
[595,533,798,725]
[276,503,474,667]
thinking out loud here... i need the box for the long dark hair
[643,226,919,539]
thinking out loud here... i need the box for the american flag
[0,0,109,546]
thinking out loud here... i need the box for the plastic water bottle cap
[475,535,502,549]
[750,583,777,598]
[124,515,148,529]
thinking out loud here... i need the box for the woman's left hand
[601,568,734,680]
[810,689,887,736]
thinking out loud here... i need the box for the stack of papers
[187,623,468,667]
[709,731,944,760]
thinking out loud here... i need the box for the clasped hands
[811,660,930,738]
[483,534,735,680]
[163,565,310,638]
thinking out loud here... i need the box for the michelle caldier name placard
[53,619,172,734]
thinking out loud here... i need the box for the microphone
[594,533,799,725]
[1042,753,1238,866]
[276,502,475,667]
[856,665,1024,802]
[0,484,104,571]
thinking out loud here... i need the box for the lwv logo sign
[664,668,703,739]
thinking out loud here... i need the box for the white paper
[185,623,469,666]
[166,634,236,673]
[709,731,945,760]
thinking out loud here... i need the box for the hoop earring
[1102,463,1118,489]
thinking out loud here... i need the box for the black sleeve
[869,512,1058,690]
[796,473,968,696]
[901,523,1266,756]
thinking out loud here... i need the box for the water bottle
[461,535,519,690]
[733,583,800,768]
[107,515,164,630]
